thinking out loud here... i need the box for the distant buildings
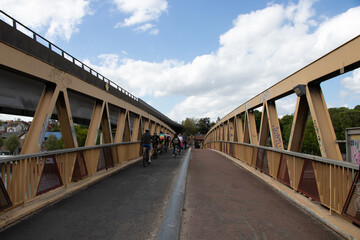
[0,120,30,155]
[1,119,65,154]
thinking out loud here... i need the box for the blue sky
[0,0,360,123]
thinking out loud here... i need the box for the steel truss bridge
[0,10,359,239]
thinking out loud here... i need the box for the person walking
[172,134,180,158]
[183,133,188,150]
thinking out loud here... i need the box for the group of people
[141,129,188,163]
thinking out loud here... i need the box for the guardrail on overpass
[204,34,360,225]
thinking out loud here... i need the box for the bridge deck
[0,150,183,240]
[0,149,347,239]
[180,149,343,239]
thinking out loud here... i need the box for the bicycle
[173,145,180,158]
[152,143,158,159]
[143,147,150,167]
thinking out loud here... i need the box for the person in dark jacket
[141,129,152,163]
[171,134,180,158]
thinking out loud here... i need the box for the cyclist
[159,132,165,152]
[172,134,180,158]
[178,134,183,154]
[141,129,152,163]
[152,131,160,157]
[165,133,171,151]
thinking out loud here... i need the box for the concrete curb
[156,148,191,240]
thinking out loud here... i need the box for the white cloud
[113,0,167,34]
[134,23,159,35]
[0,0,92,41]
[341,69,360,97]
[86,0,360,122]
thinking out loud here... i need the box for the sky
[0,0,360,123]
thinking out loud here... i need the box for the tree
[279,115,294,149]
[45,134,61,151]
[5,134,19,155]
[197,117,212,134]
[301,117,321,156]
[328,106,360,153]
[74,125,88,147]
[182,118,198,136]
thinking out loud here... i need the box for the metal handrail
[207,140,359,170]
[0,141,141,164]
[0,10,138,102]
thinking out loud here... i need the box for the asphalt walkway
[0,150,185,240]
[180,149,344,240]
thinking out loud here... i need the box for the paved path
[0,150,186,240]
[180,149,344,240]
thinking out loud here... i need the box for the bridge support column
[21,85,60,154]
[306,85,342,160]
[267,101,284,150]
[288,95,309,152]
[234,115,244,142]
[245,110,259,145]
[84,100,104,174]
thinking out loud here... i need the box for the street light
[293,84,306,97]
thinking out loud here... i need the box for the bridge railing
[204,141,359,216]
[0,10,138,102]
[203,34,360,225]
[0,141,141,211]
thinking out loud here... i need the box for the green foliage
[74,125,88,147]
[197,117,212,134]
[301,117,321,156]
[59,137,65,149]
[182,118,198,136]
[328,106,360,153]
[45,134,61,151]
[240,110,262,133]
[182,117,216,135]
[278,106,360,156]
[254,110,262,133]
[279,115,294,149]
[5,134,19,155]
[50,125,61,132]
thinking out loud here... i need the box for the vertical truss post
[247,110,259,145]
[267,101,284,150]
[56,90,78,148]
[235,115,244,142]
[21,85,60,154]
[306,85,342,160]
[85,100,104,146]
[288,95,309,152]
[100,103,113,144]
[114,110,126,143]
[259,103,269,146]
